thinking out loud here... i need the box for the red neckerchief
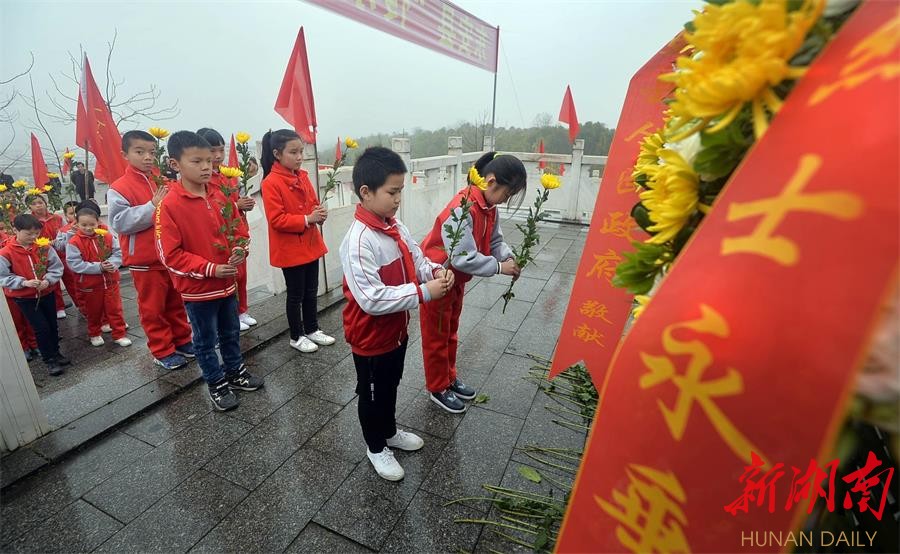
[354,204,422,302]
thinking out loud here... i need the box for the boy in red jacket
[66,208,131,347]
[340,146,452,481]
[28,194,68,319]
[0,214,71,375]
[156,131,263,411]
[108,130,194,370]
[0,223,38,360]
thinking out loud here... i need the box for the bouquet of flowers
[499,172,561,313]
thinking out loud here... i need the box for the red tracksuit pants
[79,280,127,339]
[131,269,192,359]
[420,280,466,393]
[61,266,84,314]
[6,295,37,350]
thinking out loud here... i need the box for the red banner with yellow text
[303,0,498,72]
[555,3,899,552]
[550,35,683,383]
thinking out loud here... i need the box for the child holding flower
[0,214,70,375]
[28,194,68,319]
[418,152,526,413]
[66,208,131,347]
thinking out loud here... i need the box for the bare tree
[0,53,35,167]
[45,30,180,127]
[462,110,491,151]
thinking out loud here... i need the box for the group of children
[1,127,527,482]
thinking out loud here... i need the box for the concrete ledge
[0,287,346,491]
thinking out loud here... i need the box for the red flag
[274,27,317,143]
[228,134,238,168]
[559,85,580,144]
[538,139,546,169]
[62,147,72,176]
[75,55,126,184]
[31,133,49,187]
[335,137,342,165]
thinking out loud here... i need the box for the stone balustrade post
[448,136,463,188]
[566,139,585,221]
[392,137,411,221]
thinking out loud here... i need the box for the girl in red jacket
[419,152,525,413]
[260,129,334,354]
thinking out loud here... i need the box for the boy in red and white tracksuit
[0,227,38,359]
[66,208,131,347]
[156,130,263,412]
[340,146,452,481]
[108,130,194,369]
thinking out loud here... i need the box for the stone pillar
[448,136,463,188]
[566,139,585,221]
[483,135,495,152]
[392,137,411,222]
[0,298,49,451]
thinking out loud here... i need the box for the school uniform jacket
[420,186,513,284]
[155,181,249,302]
[0,240,64,298]
[340,210,441,356]
[108,165,169,271]
[38,214,63,243]
[66,230,122,290]
[260,162,327,268]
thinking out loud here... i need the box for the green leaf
[473,393,490,404]
[517,465,542,483]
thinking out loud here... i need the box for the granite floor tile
[205,393,342,490]
[190,448,355,554]
[396,392,466,440]
[457,304,490,340]
[3,500,122,553]
[223,358,330,426]
[481,297,533,333]
[304,354,361,407]
[286,522,374,553]
[475,353,541,420]
[506,313,562,360]
[456,328,515,374]
[94,470,248,553]
[510,387,588,471]
[381,489,483,554]
[121,385,212,446]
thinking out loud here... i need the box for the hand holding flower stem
[148,127,171,189]
[321,137,358,206]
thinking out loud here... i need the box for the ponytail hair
[261,129,302,177]
[472,151,528,208]
[196,127,225,147]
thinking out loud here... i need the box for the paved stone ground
[1,221,588,553]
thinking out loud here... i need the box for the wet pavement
[1,221,588,553]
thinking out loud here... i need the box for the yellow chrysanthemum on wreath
[632,131,665,182]
[662,0,824,140]
[632,294,651,320]
[639,148,699,244]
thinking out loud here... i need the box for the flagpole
[311,139,330,293]
[489,26,499,150]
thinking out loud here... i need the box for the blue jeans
[184,294,242,385]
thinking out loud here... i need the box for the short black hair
[122,130,156,152]
[167,131,212,161]
[77,199,101,217]
[351,147,406,197]
[196,128,225,146]
[13,214,41,231]
[27,194,47,205]
[75,208,99,221]
[63,200,80,211]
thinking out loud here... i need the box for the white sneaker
[101,324,112,333]
[114,337,133,347]
[290,336,319,353]
[366,447,404,481]
[306,330,336,346]
[239,320,250,332]
[56,310,67,319]
[90,336,105,347]
[386,429,424,452]
[239,313,258,326]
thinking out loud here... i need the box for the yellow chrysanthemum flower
[0,184,6,192]
[632,131,665,182]
[12,180,27,188]
[661,0,824,140]
[235,132,251,144]
[47,172,59,180]
[639,148,699,244]
[34,237,51,248]
[43,185,53,192]
[63,151,76,160]
[219,166,244,179]
[468,166,488,191]
[344,137,359,149]
[27,188,44,196]
[3,203,10,209]
[632,294,651,320]
[540,173,561,190]
[148,127,170,139]
[94,228,109,236]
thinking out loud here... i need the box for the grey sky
[2,0,698,167]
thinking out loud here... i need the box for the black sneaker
[46,359,65,376]
[430,390,466,414]
[449,378,476,400]
[55,354,72,366]
[226,364,264,391]
[208,380,239,411]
